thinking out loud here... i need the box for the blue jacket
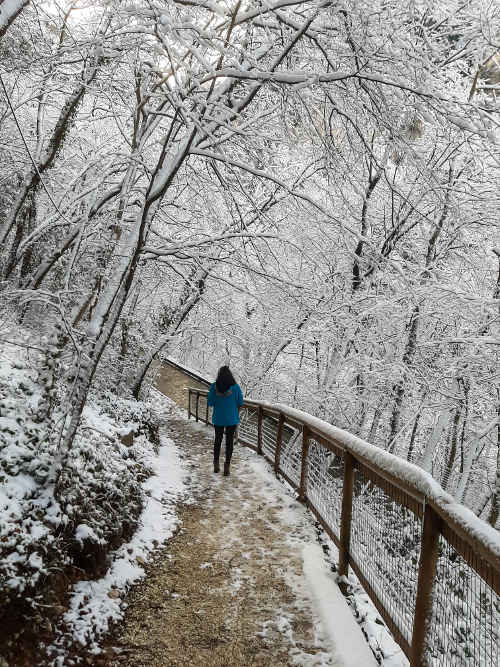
[207,383,244,426]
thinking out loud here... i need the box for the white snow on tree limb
[0,0,26,29]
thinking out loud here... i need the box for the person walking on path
[207,366,244,476]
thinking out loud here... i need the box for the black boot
[214,461,220,473]
[223,462,230,476]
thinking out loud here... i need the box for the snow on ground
[302,542,375,666]
[157,400,406,666]
[248,452,406,666]
[1,331,167,616]
[46,401,193,663]
[245,453,393,667]
[46,389,407,665]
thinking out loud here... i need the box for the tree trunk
[352,166,382,292]
[407,410,422,462]
[4,204,29,278]
[293,343,305,407]
[55,126,198,496]
[488,402,500,527]
[386,165,456,453]
[387,305,419,453]
[19,192,36,280]
[368,396,385,444]
[441,407,461,491]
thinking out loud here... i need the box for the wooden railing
[188,388,500,667]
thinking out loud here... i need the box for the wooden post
[410,503,441,667]
[195,392,200,422]
[274,412,284,475]
[188,389,192,419]
[205,399,209,424]
[257,406,263,455]
[338,452,355,578]
[298,426,310,503]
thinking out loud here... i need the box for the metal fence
[188,388,500,667]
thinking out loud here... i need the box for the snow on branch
[142,232,286,258]
[0,0,28,35]
[197,68,485,107]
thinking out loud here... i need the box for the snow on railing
[188,387,500,667]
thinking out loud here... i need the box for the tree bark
[407,411,421,462]
[487,401,500,527]
[352,166,382,292]
[387,305,419,453]
[441,406,461,491]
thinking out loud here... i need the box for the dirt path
[100,415,371,667]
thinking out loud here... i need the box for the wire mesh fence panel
[196,393,211,424]
[426,533,499,667]
[188,391,196,417]
[278,428,302,488]
[261,414,279,460]
[238,407,259,448]
[350,465,422,647]
[305,438,344,543]
[184,390,500,666]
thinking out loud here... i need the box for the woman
[207,366,244,476]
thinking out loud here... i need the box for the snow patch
[48,433,191,659]
[75,524,105,546]
[302,543,378,667]
[245,442,406,665]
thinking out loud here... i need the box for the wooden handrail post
[257,406,263,455]
[338,452,355,578]
[274,412,284,475]
[205,399,209,424]
[298,426,310,503]
[195,392,200,422]
[188,389,192,419]
[410,502,441,667]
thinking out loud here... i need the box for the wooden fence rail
[188,388,500,667]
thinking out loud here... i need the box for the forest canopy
[0,0,499,527]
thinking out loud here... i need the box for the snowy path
[99,412,376,667]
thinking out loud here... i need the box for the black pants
[213,425,237,464]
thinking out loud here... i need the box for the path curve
[101,411,376,667]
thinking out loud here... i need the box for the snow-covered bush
[0,340,161,619]
[0,340,62,609]
[58,395,160,568]
[97,390,161,446]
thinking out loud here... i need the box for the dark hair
[215,366,236,393]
